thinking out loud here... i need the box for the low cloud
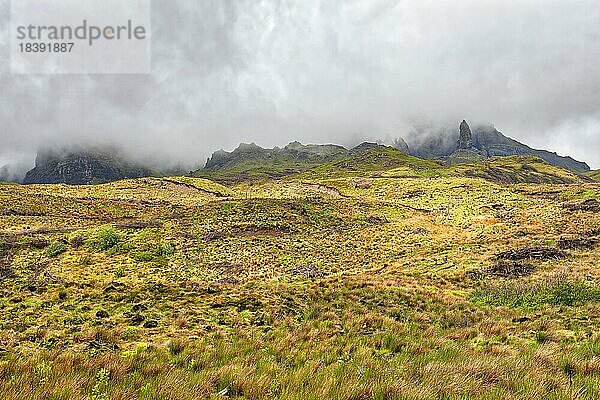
[1,0,599,174]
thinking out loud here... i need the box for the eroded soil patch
[496,247,565,261]
[558,236,599,250]
[564,199,600,213]
[301,183,346,198]
[468,260,536,279]
[487,260,535,278]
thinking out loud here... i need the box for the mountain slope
[195,142,348,183]
[452,155,586,184]
[587,170,600,181]
[305,146,445,179]
[405,121,590,173]
[23,148,153,185]
[204,142,346,172]
[199,140,584,186]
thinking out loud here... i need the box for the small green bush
[46,241,66,258]
[122,326,139,340]
[97,227,120,251]
[158,243,175,257]
[114,266,126,278]
[132,251,155,262]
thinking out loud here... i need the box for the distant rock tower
[393,137,410,154]
[458,120,473,149]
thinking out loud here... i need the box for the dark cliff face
[23,150,152,185]
[405,122,590,173]
[471,125,590,173]
[458,120,474,149]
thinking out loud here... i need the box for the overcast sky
[1,0,599,172]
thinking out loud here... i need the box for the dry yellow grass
[1,152,600,399]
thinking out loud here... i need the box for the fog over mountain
[1,0,600,180]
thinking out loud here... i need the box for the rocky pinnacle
[458,120,473,149]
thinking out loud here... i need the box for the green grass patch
[45,241,66,258]
[96,227,120,251]
[472,274,600,308]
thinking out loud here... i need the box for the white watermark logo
[11,0,151,74]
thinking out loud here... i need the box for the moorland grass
[472,273,600,308]
[0,154,600,398]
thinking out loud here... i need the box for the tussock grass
[2,327,600,399]
[472,273,600,308]
[1,155,600,398]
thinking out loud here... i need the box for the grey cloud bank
[1,0,600,175]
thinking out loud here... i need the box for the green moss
[45,241,66,258]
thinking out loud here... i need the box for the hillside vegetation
[587,170,600,181]
[1,149,600,399]
[14,120,590,185]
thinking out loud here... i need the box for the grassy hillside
[1,157,600,399]
[452,156,584,184]
[195,142,348,184]
[587,170,600,181]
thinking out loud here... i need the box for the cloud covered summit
[1,0,599,172]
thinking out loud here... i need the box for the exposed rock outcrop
[458,120,473,149]
[405,121,590,173]
[23,148,152,185]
